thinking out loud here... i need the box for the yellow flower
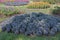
[27,2,51,9]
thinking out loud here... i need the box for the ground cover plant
[1,12,60,36]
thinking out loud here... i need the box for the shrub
[27,2,50,9]
[52,6,60,15]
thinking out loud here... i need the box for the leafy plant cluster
[32,0,60,4]
[0,7,20,16]
[52,6,60,15]
[27,2,50,9]
[1,12,60,36]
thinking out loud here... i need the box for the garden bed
[0,3,60,40]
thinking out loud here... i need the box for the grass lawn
[0,32,60,40]
[0,17,7,23]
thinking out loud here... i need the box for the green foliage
[52,6,60,15]
[32,0,60,4]
[0,7,19,16]
[0,32,60,40]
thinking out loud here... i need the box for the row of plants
[27,2,50,9]
[0,6,60,17]
[0,7,24,16]
[32,0,60,4]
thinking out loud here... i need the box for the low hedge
[27,2,50,9]
[52,6,60,15]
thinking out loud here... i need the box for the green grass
[0,17,7,22]
[26,8,50,14]
[0,32,60,40]
[0,3,5,6]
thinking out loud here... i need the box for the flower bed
[27,2,50,9]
